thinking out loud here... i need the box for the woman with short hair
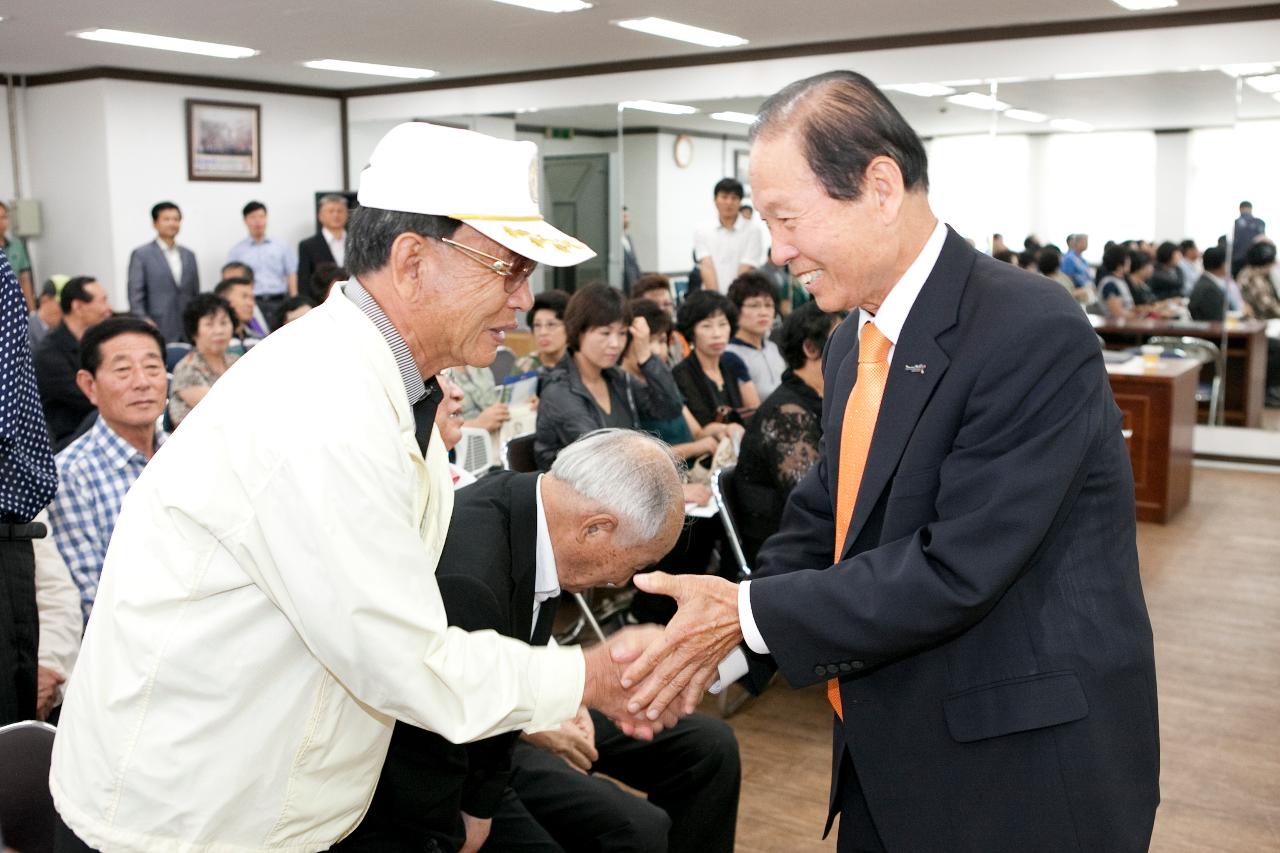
[168,294,239,428]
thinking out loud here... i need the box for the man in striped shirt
[48,316,168,623]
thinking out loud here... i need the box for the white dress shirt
[734,219,948,661]
[156,237,183,284]
[50,286,584,852]
[325,228,347,269]
[532,474,561,638]
[694,216,765,289]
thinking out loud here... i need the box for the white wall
[21,78,343,307]
[23,80,115,291]
[1186,120,1280,251]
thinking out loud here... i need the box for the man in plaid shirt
[48,315,169,623]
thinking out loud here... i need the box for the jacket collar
[833,225,971,559]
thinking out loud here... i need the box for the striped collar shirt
[343,278,435,406]
[49,417,164,622]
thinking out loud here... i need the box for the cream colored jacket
[50,286,585,852]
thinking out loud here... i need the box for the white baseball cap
[357,121,596,268]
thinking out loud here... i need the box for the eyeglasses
[439,237,537,292]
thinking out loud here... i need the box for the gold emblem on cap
[528,160,540,206]
[503,226,587,253]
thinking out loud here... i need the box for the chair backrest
[164,342,192,372]
[490,346,517,384]
[502,432,539,473]
[455,427,495,476]
[711,465,752,579]
[0,720,58,853]
[1145,335,1221,366]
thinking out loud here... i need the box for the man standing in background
[0,201,34,310]
[227,200,296,329]
[127,201,200,343]
[1232,201,1266,277]
[297,194,349,303]
[693,178,764,292]
[1061,233,1092,289]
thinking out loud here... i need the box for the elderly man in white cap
[49,123,679,852]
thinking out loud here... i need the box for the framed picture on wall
[186,99,261,182]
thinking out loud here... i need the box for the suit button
[838,662,853,673]
[851,660,865,670]
[814,665,827,676]
[826,664,840,675]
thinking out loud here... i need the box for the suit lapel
[838,228,972,559]
[509,473,540,642]
[147,242,179,288]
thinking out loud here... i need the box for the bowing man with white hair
[50,122,679,853]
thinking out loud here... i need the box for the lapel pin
[905,363,927,374]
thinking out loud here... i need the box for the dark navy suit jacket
[749,228,1160,852]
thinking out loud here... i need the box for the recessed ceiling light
[939,79,983,88]
[882,83,956,98]
[490,0,593,11]
[1214,63,1276,77]
[709,111,757,124]
[1243,74,1280,94]
[1049,118,1094,133]
[303,59,437,79]
[1004,109,1048,123]
[619,99,698,115]
[945,92,1010,111]
[1110,0,1177,9]
[614,17,747,48]
[72,27,258,59]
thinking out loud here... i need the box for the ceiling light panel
[72,28,258,59]
[945,92,1010,111]
[303,59,437,79]
[709,111,757,124]
[882,83,956,97]
[619,100,698,115]
[489,0,592,11]
[1243,74,1280,94]
[1003,109,1048,123]
[1110,0,1177,9]
[614,17,748,48]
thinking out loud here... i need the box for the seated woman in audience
[673,290,761,428]
[625,298,742,463]
[735,302,837,566]
[1237,241,1279,320]
[1128,249,1187,319]
[726,272,787,399]
[168,294,239,428]
[512,289,570,376]
[534,283,682,469]
[1099,245,1142,320]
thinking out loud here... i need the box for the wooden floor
[710,464,1280,851]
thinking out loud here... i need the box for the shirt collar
[324,228,346,242]
[89,416,163,471]
[1204,270,1225,287]
[343,277,430,405]
[716,216,746,234]
[857,219,948,348]
[154,238,177,253]
[533,474,560,604]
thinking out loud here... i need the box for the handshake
[577,571,745,740]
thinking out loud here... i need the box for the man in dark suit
[338,429,739,853]
[35,276,113,450]
[126,201,199,342]
[1231,200,1265,277]
[296,194,348,304]
[621,205,641,295]
[621,71,1159,852]
[1188,245,1234,321]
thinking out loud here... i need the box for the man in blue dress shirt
[226,200,297,330]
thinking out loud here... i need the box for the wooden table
[1091,317,1267,428]
[1106,356,1199,523]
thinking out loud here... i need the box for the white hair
[549,429,683,543]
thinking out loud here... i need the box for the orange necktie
[828,322,893,719]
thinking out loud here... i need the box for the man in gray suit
[127,201,199,342]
